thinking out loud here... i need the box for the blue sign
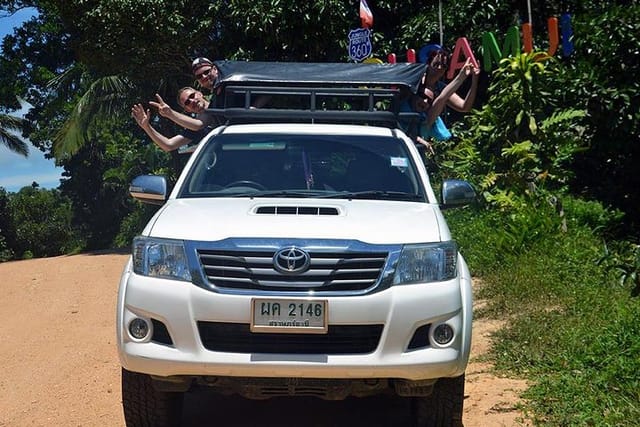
[348,28,372,62]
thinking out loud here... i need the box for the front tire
[413,374,465,427]
[121,368,184,427]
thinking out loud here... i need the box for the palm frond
[46,64,85,95]
[53,75,132,158]
[0,113,28,157]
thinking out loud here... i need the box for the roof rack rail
[223,85,399,110]
[205,85,421,135]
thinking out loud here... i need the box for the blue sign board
[348,28,372,62]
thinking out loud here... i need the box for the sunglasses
[430,51,449,67]
[195,68,212,80]
[183,92,197,107]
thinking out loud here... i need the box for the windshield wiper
[319,191,423,201]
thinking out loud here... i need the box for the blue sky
[0,7,64,193]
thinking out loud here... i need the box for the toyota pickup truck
[117,60,476,427]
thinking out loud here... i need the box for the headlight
[393,242,457,285]
[132,237,192,282]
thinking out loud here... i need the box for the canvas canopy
[213,60,427,94]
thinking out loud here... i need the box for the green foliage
[441,51,586,209]
[495,294,640,426]
[49,69,132,158]
[0,234,12,261]
[113,203,158,248]
[560,4,640,235]
[0,112,28,156]
[223,0,353,61]
[57,119,170,250]
[448,198,640,425]
[6,185,82,258]
[561,197,625,235]
[597,241,640,297]
[0,188,13,261]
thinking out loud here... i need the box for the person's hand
[131,104,151,129]
[416,136,435,155]
[452,59,473,82]
[149,94,173,118]
[469,60,480,78]
[461,58,475,77]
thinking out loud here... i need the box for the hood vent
[255,206,340,216]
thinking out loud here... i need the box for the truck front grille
[197,322,383,354]
[197,249,388,292]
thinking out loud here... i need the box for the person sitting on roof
[131,87,212,152]
[191,57,220,96]
[194,57,271,109]
[147,87,219,132]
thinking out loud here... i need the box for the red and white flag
[360,0,373,29]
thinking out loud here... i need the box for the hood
[143,198,444,245]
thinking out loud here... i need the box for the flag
[360,0,373,29]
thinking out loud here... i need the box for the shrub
[8,186,82,258]
[440,51,586,209]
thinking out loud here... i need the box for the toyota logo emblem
[273,247,310,274]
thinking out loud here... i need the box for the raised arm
[424,60,475,126]
[131,104,192,152]
[149,94,205,131]
[445,60,480,113]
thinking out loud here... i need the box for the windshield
[179,132,424,201]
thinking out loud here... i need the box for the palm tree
[48,64,132,158]
[0,113,28,157]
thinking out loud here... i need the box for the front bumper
[116,255,472,381]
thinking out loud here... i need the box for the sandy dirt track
[0,253,529,426]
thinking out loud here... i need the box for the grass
[445,198,640,426]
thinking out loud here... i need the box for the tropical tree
[560,4,640,236]
[0,187,14,261]
[46,65,132,158]
[6,185,81,258]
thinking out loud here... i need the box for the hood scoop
[255,205,340,216]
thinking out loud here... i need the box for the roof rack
[203,61,425,136]
[205,85,421,135]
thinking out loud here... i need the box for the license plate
[251,299,328,334]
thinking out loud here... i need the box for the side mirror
[129,175,167,205]
[441,179,476,209]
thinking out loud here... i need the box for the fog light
[129,318,150,340]
[433,324,454,345]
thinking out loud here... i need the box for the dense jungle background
[0,0,638,258]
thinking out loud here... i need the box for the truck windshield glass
[180,133,424,201]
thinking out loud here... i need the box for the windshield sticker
[390,157,409,167]
[223,142,286,151]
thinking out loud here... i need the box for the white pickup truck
[117,61,476,427]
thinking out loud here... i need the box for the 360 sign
[348,28,373,62]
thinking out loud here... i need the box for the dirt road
[0,253,529,426]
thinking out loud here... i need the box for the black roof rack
[204,61,424,135]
